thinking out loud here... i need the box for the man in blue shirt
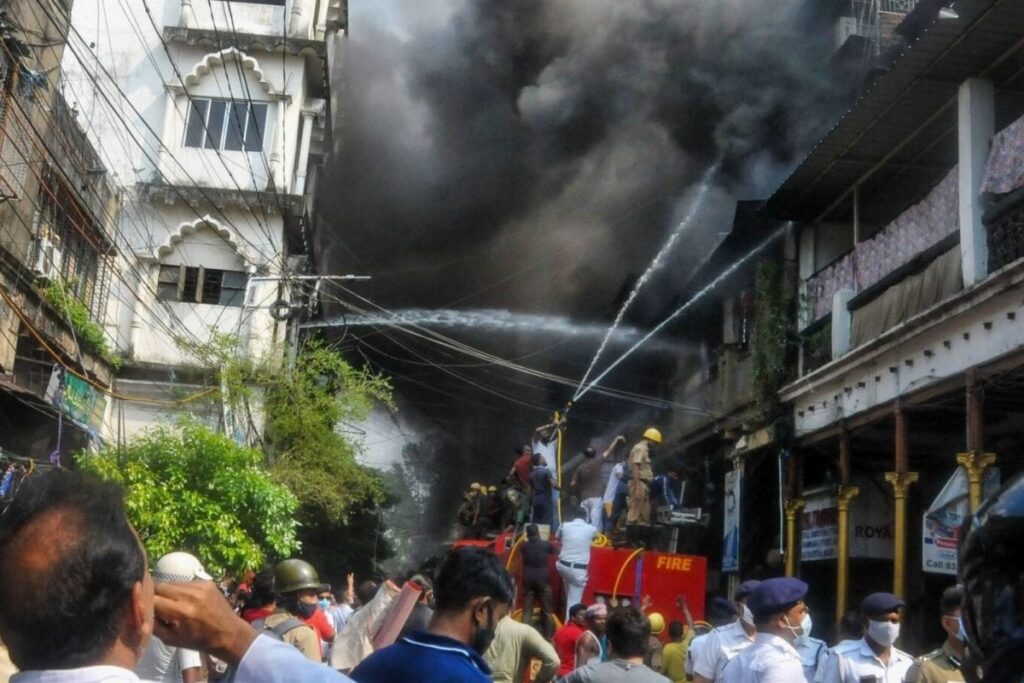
[351,546,515,683]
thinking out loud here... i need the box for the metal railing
[880,0,918,13]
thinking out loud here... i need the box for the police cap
[748,577,808,619]
[707,596,738,620]
[861,592,904,617]
[736,580,762,600]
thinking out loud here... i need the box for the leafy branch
[41,277,121,369]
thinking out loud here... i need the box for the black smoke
[315,0,843,561]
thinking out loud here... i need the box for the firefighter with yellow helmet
[626,427,662,546]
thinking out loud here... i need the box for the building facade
[61,0,345,440]
[764,0,1024,649]
[0,1,120,470]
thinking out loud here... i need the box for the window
[157,265,248,307]
[184,98,268,152]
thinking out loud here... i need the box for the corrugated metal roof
[764,0,1024,222]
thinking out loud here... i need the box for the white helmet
[152,551,212,583]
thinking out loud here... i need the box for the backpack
[251,616,309,642]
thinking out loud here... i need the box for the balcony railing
[804,166,959,323]
[880,0,918,13]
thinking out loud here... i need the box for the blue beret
[861,592,904,616]
[748,578,809,619]
[707,596,738,620]
[736,580,762,600]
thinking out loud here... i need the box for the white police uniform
[721,633,804,683]
[794,636,827,683]
[816,638,913,683]
[813,640,860,683]
[691,621,755,681]
[686,632,711,678]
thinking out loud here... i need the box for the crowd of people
[459,422,685,550]
[0,458,1022,682]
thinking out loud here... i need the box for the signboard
[722,468,741,573]
[801,477,895,562]
[801,492,838,561]
[923,468,1000,575]
[45,366,103,429]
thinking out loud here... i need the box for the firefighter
[626,427,661,547]
[457,483,482,538]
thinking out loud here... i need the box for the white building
[61,0,346,439]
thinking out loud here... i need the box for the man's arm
[576,634,599,666]
[525,624,560,683]
[178,647,203,683]
[601,436,626,459]
[676,595,696,632]
[153,582,354,682]
[690,631,719,683]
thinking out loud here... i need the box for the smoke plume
[320,0,842,561]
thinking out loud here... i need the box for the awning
[764,0,1024,224]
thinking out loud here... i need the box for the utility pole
[243,274,371,369]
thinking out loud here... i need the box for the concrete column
[958,78,995,286]
[294,112,315,195]
[179,0,196,28]
[831,289,855,357]
[288,0,305,38]
[158,90,179,181]
[278,98,288,193]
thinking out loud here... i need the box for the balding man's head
[0,469,152,671]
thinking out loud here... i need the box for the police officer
[692,580,760,683]
[906,585,965,683]
[792,607,826,682]
[959,470,1024,683]
[721,577,809,683]
[817,592,913,683]
[687,597,738,681]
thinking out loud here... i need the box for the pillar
[835,428,858,625]
[958,78,995,286]
[887,404,918,599]
[158,89,179,180]
[831,289,855,357]
[784,498,805,577]
[959,372,996,512]
[294,112,315,195]
[288,0,305,38]
[957,451,996,513]
[179,0,196,28]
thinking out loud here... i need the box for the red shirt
[554,622,585,676]
[513,454,533,489]
[241,606,273,623]
[303,607,336,641]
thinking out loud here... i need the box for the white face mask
[867,619,900,647]
[792,612,812,643]
[740,604,755,628]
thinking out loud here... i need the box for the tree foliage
[751,259,795,420]
[179,334,395,525]
[77,422,299,577]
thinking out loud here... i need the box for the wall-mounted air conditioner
[32,238,61,281]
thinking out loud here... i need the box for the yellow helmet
[488,485,497,493]
[643,427,663,444]
[470,482,482,490]
[648,612,665,635]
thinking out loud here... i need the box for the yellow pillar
[835,484,859,625]
[884,471,919,599]
[956,451,996,513]
[784,498,805,577]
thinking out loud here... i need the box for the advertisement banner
[801,491,838,561]
[923,468,1000,575]
[722,469,741,573]
[801,477,895,562]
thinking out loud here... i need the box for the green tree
[77,422,299,576]
[179,334,395,526]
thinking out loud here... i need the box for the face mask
[792,612,812,644]
[740,604,755,628]
[867,619,900,647]
[957,616,967,644]
[292,599,317,619]
[471,601,496,654]
[318,598,331,610]
[782,615,804,641]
